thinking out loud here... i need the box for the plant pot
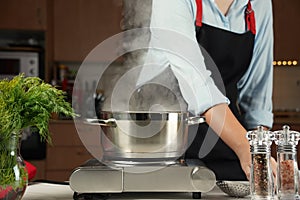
[0,132,28,200]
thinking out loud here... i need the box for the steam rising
[99,0,187,113]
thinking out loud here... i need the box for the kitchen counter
[22,182,250,200]
[274,111,300,125]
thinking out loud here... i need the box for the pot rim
[99,111,190,114]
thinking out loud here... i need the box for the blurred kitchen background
[0,0,299,181]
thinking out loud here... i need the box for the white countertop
[22,183,250,200]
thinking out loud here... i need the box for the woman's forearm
[203,103,250,158]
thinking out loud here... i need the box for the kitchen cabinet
[273,0,300,61]
[0,0,47,30]
[53,0,123,62]
[46,120,93,181]
[0,0,54,83]
[272,114,300,131]
[27,160,46,181]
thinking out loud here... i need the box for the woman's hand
[238,147,277,182]
[203,103,277,180]
[238,147,277,181]
[204,104,251,178]
[236,145,251,180]
[271,156,277,185]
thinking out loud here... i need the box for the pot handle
[84,118,117,127]
[187,116,206,126]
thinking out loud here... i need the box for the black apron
[185,0,256,180]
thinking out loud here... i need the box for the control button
[29,68,36,76]
[30,60,35,65]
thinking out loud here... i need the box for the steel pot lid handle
[84,118,117,127]
[187,116,206,125]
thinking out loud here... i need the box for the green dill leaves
[0,74,76,142]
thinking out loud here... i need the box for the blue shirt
[136,0,274,129]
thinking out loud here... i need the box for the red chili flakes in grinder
[247,126,275,199]
[253,153,270,195]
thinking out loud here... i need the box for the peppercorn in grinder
[274,125,300,199]
[247,126,275,200]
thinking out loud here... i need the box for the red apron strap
[196,0,256,34]
[245,0,256,34]
[196,0,203,27]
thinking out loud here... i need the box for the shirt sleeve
[136,0,229,115]
[237,0,274,129]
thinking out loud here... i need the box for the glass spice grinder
[247,126,275,200]
[274,125,300,199]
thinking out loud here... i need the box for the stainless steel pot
[86,111,205,165]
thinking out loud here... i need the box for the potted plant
[0,74,76,200]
